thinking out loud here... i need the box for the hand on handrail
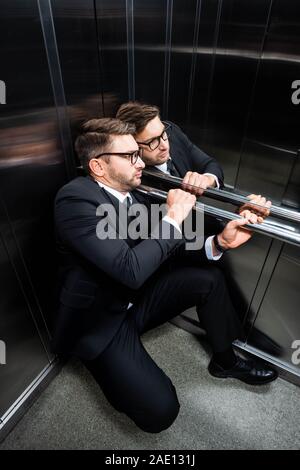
[237,194,272,223]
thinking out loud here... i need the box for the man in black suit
[53,118,276,434]
[116,101,223,194]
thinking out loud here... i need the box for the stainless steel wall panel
[236,141,297,202]
[0,0,68,349]
[51,0,104,124]
[134,0,168,110]
[282,152,300,210]
[236,0,300,204]
[168,0,198,127]
[242,0,300,152]
[222,235,273,323]
[0,228,49,418]
[95,0,128,115]
[188,0,220,143]
[194,0,271,187]
[248,244,300,371]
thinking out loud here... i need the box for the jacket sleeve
[171,122,224,188]
[55,190,185,290]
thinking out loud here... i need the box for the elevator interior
[0,0,299,439]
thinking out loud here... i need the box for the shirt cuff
[205,235,223,260]
[162,216,182,234]
[204,173,220,189]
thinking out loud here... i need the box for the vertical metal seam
[187,0,202,127]
[37,0,76,181]
[233,0,274,189]
[163,0,173,118]
[93,0,106,116]
[281,150,300,205]
[126,0,135,101]
[244,241,284,343]
[202,0,223,144]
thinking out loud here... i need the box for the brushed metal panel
[188,0,220,144]
[236,140,296,202]
[134,0,168,110]
[221,234,272,322]
[95,0,128,115]
[51,0,104,124]
[168,0,198,126]
[189,0,271,186]
[282,152,300,210]
[248,244,300,372]
[0,0,68,346]
[0,231,49,418]
[236,0,300,208]
[244,0,300,153]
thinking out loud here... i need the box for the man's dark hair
[116,101,160,134]
[75,117,135,174]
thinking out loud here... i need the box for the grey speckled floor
[1,323,300,450]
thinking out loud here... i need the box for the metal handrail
[137,184,300,247]
[142,169,300,224]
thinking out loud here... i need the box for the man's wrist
[204,174,217,188]
[162,215,182,234]
[205,175,216,188]
[166,211,182,227]
[213,234,229,253]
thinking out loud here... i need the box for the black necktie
[167,158,180,177]
[124,196,136,225]
[124,195,132,208]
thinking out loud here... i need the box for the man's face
[135,116,170,166]
[94,134,145,192]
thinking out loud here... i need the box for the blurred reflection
[0,109,62,168]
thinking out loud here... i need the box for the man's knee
[134,393,180,434]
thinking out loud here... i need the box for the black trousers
[83,262,243,433]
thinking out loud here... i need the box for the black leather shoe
[208,357,278,385]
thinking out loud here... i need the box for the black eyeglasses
[136,122,171,151]
[95,149,143,165]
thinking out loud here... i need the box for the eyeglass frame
[136,121,171,151]
[94,148,143,166]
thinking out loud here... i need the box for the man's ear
[89,158,105,177]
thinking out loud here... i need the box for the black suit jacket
[52,175,207,360]
[146,121,224,187]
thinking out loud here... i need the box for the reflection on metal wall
[95,0,299,378]
[95,0,128,116]
[0,0,65,424]
[0,0,103,432]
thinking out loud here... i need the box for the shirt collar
[96,180,133,204]
[155,160,169,174]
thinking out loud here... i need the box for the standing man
[53,118,276,434]
[116,101,223,194]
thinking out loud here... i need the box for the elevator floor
[1,323,299,450]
